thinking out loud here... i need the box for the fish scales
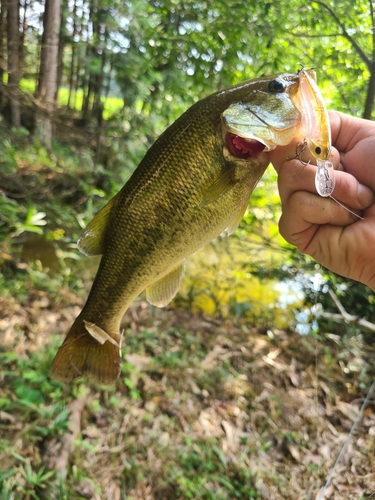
[50,73,305,383]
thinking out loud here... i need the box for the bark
[363,2,375,119]
[72,47,81,110]
[363,66,375,120]
[36,0,48,98]
[92,47,105,117]
[0,0,5,110]
[6,0,21,126]
[54,1,65,102]
[82,1,105,124]
[35,0,62,147]
[81,64,94,123]
[19,0,28,77]
[67,0,77,109]
[81,23,93,122]
[103,53,113,100]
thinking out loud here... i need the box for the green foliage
[168,440,259,499]
[1,2,375,499]
[18,463,56,499]
[0,343,73,498]
[0,122,124,301]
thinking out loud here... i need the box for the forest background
[1,0,375,498]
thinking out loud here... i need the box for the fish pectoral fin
[146,260,186,308]
[200,166,238,208]
[226,199,249,236]
[77,192,120,256]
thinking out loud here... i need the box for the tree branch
[313,1,371,69]
[55,392,89,477]
[369,0,375,60]
[319,288,375,332]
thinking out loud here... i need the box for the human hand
[268,111,375,290]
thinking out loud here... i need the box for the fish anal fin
[226,199,249,236]
[146,261,186,308]
[200,166,238,208]
[50,317,121,384]
[77,192,120,256]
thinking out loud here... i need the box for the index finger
[329,110,375,190]
[329,111,371,152]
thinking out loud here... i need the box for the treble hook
[287,140,311,166]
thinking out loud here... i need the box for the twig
[55,392,89,478]
[313,1,371,69]
[317,289,375,332]
[318,379,375,499]
[317,287,375,498]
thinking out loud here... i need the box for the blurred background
[1,0,375,498]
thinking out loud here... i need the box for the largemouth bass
[51,72,308,384]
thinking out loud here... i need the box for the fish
[50,72,305,384]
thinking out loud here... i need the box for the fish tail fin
[50,317,121,384]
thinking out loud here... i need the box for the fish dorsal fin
[78,192,120,256]
[200,166,238,208]
[226,199,249,236]
[146,261,186,308]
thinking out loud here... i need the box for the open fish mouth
[225,132,266,160]
[221,83,302,160]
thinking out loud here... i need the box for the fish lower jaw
[223,145,270,167]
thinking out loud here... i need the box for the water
[18,232,303,330]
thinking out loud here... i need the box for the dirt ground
[1,290,375,499]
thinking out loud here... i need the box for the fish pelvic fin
[50,317,121,384]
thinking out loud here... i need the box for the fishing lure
[315,159,335,197]
[297,68,363,219]
[298,68,331,162]
[297,68,336,195]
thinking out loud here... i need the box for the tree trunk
[19,0,28,77]
[67,0,77,109]
[81,67,94,123]
[103,53,113,100]
[0,0,5,110]
[363,64,375,120]
[72,46,82,110]
[6,0,21,127]
[67,44,76,109]
[35,0,62,147]
[92,48,105,117]
[55,1,65,102]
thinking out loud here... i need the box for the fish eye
[268,78,286,93]
[315,146,322,155]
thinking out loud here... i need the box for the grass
[1,289,375,499]
[57,88,124,120]
[19,79,124,120]
[1,85,375,499]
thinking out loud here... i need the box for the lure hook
[287,140,310,166]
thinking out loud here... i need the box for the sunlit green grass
[58,88,124,119]
[19,79,124,119]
